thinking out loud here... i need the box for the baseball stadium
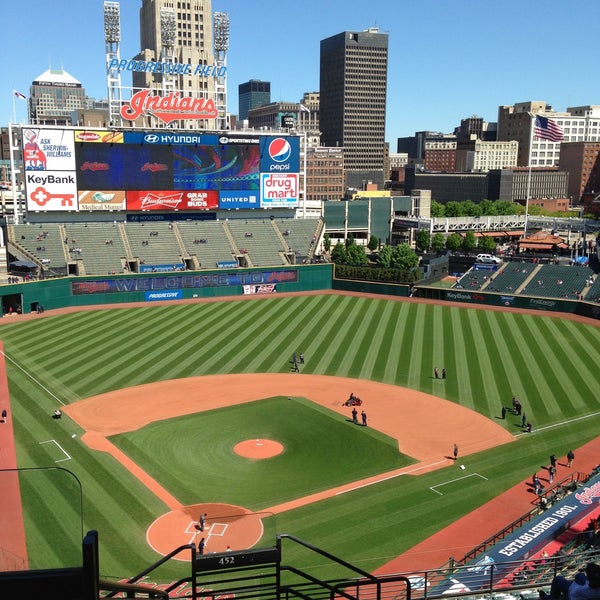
[1,125,600,600]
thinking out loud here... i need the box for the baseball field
[1,291,600,586]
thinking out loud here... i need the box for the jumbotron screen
[22,127,300,213]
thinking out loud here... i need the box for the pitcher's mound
[234,439,284,459]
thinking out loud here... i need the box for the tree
[430,200,445,218]
[431,232,446,253]
[445,201,463,217]
[477,235,497,253]
[462,200,482,217]
[323,233,331,253]
[494,200,519,216]
[462,230,477,254]
[479,199,497,215]
[345,233,355,248]
[346,244,368,266]
[390,243,419,271]
[376,245,392,267]
[416,229,431,253]
[331,242,347,264]
[446,232,462,252]
[367,234,379,251]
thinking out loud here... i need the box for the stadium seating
[7,218,324,276]
[484,264,537,294]
[9,224,68,275]
[63,222,127,275]
[176,221,239,268]
[520,264,594,299]
[225,220,289,267]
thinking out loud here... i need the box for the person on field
[567,450,575,468]
[453,443,459,460]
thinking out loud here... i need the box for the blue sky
[3,0,599,141]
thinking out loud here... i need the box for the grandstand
[484,263,537,294]
[7,218,324,276]
[521,264,594,299]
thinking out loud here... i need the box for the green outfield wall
[0,264,333,314]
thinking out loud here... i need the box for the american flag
[534,115,564,142]
[13,90,26,100]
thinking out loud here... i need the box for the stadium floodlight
[214,11,230,52]
[103,1,121,43]
[160,7,176,48]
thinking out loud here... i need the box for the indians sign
[120,91,218,123]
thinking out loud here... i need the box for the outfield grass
[2,295,600,580]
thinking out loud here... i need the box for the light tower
[213,11,229,130]
[160,6,176,97]
[104,1,122,127]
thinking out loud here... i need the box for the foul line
[336,459,448,496]
[515,409,600,437]
[0,350,71,407]
[430,472,488,496]
[39,439,71,463]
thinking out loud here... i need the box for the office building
[497,102,600,167]
[133,0,218,129]
[29,68,87,126]
[238,80,270,121]
[320,28,388,190]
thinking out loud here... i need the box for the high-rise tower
[319,28,388,190]
[238,80,271,122]
[133,0,218,129]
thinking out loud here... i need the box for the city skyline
[2,0,599,140]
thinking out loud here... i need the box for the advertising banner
[260,173,299,208]
[78,190,127,212]
[74,130,124,144]
[432,473,600,594]
[126,190,219,211]
[23,128,78,211]
[71,269,299,295]
[259,136,300,173]
[219,190,260,210]
[26,172,77,211]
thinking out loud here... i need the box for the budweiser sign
[120,90,218,123]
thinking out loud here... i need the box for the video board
[22,127,300,213]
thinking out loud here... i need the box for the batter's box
[208,522,228,537]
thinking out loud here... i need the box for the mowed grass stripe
[405,303,430,391]
[348,299,393,380]
[470,311,506,418]
[288,295,358,375]
[361,300,400,383]
[533,318,596,416]
[480,312,526,419]
[515,316,580,419]
[297,295,358,375]
[500,313,552,416]
[380,301,413,384]
[446,308,473,405]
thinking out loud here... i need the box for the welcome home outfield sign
[432,472,600,594]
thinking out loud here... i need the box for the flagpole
[524,114,535,238]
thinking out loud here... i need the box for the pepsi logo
[268,138,291,163]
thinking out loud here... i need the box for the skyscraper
[319,28,388,190]
[133,0,218,129]
[238,80,271,122]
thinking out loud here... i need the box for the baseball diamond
[0,291,599,587]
